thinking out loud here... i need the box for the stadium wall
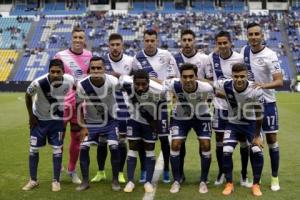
[0,81,30,92]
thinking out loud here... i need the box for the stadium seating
[10,2,86,16]
[130,2,156,13]
[0,50,19,81]
[13,51,55,81]
[0,9,297,82]
[0,18,31,49]
[10,4,38,16]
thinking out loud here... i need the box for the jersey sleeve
[213,79,226,91]
[76,83,86,105]
[65,74,76,90]
[26,80,38,96]
[198,81,214,93]
[204,57,213,79]
[119,75,133,88]
[128,56,135,74]
[167,52,178,78]
[53,52,61,59]
[252,87,264,103]
[267,52,282,75]
[240,46,246,56]
[132,56,142,71]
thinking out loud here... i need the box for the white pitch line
[142,152,164,200]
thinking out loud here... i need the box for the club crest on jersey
[159,57,165,64]
[257,58,264,65]
[63,88,69,95]
[124,65,130,71]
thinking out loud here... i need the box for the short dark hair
[89,56,105,65]
[246,22,261,30]
[72,26,84,34]
[109,33,123,42]
[215,30,231,42]
[181,29,196,39]
[88,56,105,73]
[232,63,248,73]
[143,29,158,38]
[133,69,149,82]
[49,59,64,72]
[179,63,198,76]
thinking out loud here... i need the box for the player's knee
[128,140,140,151]
[119,136,127,145]
[200,139,211,151]
[70,123,81,132]
[266,133,277,144]
[171,139,182,151]
[223,145,234,154]
[201,145,210,152]
[215,132,224,142]
[144,142,155,151]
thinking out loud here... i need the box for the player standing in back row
[90,33,133,184]
[54,26,92,184]
[241,22,283,191]
[132,29,178,183]
[209,31,252,187]
[173,29,213,183]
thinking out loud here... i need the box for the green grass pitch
[0,92,299,200]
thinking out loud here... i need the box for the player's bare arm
[25,93,37,129]
[255,73,283,89]
[252,104,263,148]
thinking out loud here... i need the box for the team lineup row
[22,22,283,197]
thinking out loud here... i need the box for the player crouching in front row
[215,63,264,197]
[75,56,121,192]
[22,59,75,192]
[167,63,214,194]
